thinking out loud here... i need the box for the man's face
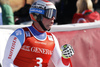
[42,17,55,30]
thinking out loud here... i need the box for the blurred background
[1,0,100,25]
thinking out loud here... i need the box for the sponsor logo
[15,30,22,36]
[31,9,42,13]
[25,31,31,37]
[21,45,30,51]
[35,41,46,45]
[31,47,53,55]
[21,45,53,55]
[8,37,17,59]
[30,8,44,14]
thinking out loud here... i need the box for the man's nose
[51,16,55,20]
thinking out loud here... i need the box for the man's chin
[46,27,51,31]
[47,28,51,31]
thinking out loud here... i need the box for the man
[2,0,74,67]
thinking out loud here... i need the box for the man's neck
[32,22,45,33]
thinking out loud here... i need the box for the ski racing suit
[2,24,71,67]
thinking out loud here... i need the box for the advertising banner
[0,22,100,67]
